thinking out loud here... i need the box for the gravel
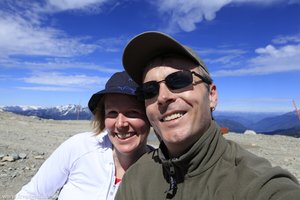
[0,111,299,198]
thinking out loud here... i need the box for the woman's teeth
[163,112,184,122]
[116,132,134,139]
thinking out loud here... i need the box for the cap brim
[122,31,200,85]
[88,92,105,114]
[88,89,137,114]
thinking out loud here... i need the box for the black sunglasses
[137,70,212,100]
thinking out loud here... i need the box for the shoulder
[64,131,111,148]
[222,140,300,198]
[54,131,112,160]
[222,139,275,174]
[225,139,276,170]
[124,150,160,179]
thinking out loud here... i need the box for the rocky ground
[0,111,299,199]
[224,132,300,181]
[0,111,93,199]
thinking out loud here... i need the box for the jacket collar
[156,121,227,177]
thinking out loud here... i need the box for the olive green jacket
[116,121,300,200]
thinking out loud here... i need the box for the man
[115,31,300,199]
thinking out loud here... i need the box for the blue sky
[0,0,300,112]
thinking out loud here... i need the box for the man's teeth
[163,112,184,122]
[116,133,134,139]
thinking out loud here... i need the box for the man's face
[143,56,217,157]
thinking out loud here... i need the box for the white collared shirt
[15,131,120,200]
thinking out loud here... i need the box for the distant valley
[214,111,300,137]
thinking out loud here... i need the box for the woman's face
[104,93,150,156]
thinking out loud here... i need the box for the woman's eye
[105,111,118,118]
[125,111,141,118]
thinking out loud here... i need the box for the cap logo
[117,86,135,93]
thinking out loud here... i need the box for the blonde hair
[91,96,106,135]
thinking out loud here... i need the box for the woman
[15,71,152,200]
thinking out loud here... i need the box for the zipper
[164,161,177,199]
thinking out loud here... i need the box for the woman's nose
[116,113,129,128]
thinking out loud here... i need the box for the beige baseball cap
[122,31,210,85]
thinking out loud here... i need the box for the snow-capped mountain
[1,105,299,137]
[0,104,92,120]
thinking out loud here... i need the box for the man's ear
[209,84,218,110]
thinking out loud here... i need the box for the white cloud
[272,35,300,44]
[16,86,81,92]
[0,0,122,63]
[212,35,300,77]
[251,44,300,71]
[96,37,125,53]
[199,48,246,56]
[1,57,119,74]
[255,44,299,58]
[22,72,107,87]
[16,72,110,91]
[198,48,246,65]
[0,13,98,58]
[47,0,111,11]
[0,75,11,81]
[288,0,300,4]
[153,0,230,32]
[0,1,122,93]
[15,71,112,91]
[152,0,299,33]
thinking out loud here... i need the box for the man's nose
[157,83,176,105]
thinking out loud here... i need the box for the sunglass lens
[166,71,193,90]
[141,71,193,99]
[142,81,159,99]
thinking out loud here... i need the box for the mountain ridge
[0,104,91,120]
[1,105,300,137]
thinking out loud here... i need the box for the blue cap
[88,71,139,113]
